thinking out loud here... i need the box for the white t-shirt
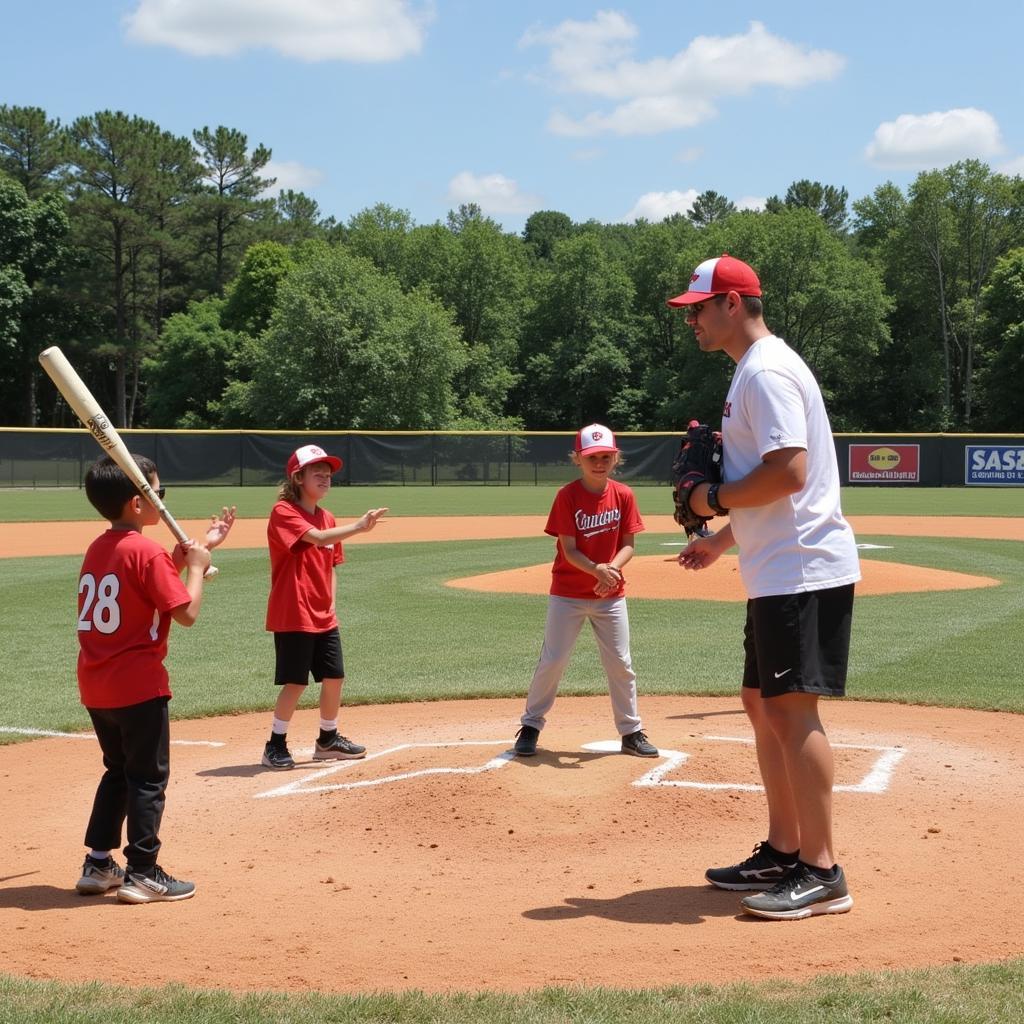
[722,335,860,598]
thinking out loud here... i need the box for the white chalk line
[256,741,516,798]
[0,725,225,747]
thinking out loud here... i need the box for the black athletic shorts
[273,629,344,685]
[742,584,854,698]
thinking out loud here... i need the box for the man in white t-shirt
[668,254,860,921]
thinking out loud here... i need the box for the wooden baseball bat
[38,346,218,577]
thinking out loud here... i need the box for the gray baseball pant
[521,595,641,736]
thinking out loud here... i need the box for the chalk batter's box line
[256,741,516,798]
[629,734,907,794]
[0,725,224,747]
[257,735,909,799]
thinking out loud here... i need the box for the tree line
[2,103,1023,435]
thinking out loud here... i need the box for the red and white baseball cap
[286,444,342,477]
[666,254,762,307]
[574,423,619,455]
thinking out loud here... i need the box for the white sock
[320,718,337,733]
[272,717,289,735]
[89,850,111,861]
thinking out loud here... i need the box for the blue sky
[5,1,1023,232]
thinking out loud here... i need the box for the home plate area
[4,694,1024,994]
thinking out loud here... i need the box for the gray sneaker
[75,855,125,895]
[706,841,798,891]
[740,863,853,920]
[514,725,539,756]
[117,864,196,904]
[313,734,366,760]
[621,730,658,757]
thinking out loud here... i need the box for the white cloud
[261,160,325,195]
[997,154,1024,176]
[124,0,433,62]
[447,172,541,215]
[622,189,699,222]
[865,108,1004,169]
[523,17,844,137]
[735,195,767,212]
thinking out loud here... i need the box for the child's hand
[172,540,191,571]
[593,562,622,594]
[184,542,212,573]
[205,506,237,549]
[358,508,389,533]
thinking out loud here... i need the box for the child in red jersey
[261,445,387,770]
[513,424,658,758]
[74,454,235,903]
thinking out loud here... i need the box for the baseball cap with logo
[666,254,762,307]
[286,444,342,477]
[574,423,619,456]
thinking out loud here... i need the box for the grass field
[3,485,1022,1022]
[0,483,1022,522]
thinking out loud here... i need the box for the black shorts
[273,629,344,685]
[742,584,854,698]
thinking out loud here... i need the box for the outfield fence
[1,428,1022,487]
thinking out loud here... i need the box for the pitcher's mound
[447,554,1000,601]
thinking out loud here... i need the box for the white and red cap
[286,444,342,477]
[574,423,619,456]
[666,254,762,307]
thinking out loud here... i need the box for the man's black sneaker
[740,863,853,920]
[117,864,196,904]
[514,725,539,756]
[705,841,798,891]
[261,741,295,770]
[621,730,658,757]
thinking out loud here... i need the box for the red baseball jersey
[265,500,344,633]
[77,529,191,709]
[545,479,645,599]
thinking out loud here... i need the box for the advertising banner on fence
[848,444,921,483]
[965,445,1024,486]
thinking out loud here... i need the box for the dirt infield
[2,514,1022,994]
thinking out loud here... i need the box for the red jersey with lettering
[265,500,344,633]
[545,479,644,599]
[77,529,191,709]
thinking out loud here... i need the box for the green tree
[688,190,735,227]
[344,202,413,278]
[272,190,325,244]
[766,180,849,233]
[523,210,575,260]
[142,298,239,426]
[0,175,71,424]
[975,247,1024,430]
[516,232,637,428]
[65,110,174,425]
[192,125,275,292]
[0,105,66,197]
[221,240,296,336]
[218,242,467,429]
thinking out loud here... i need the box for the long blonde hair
[277,472,305,504]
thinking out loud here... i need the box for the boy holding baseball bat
[74,454,235,904]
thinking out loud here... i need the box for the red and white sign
[848,444,920,483]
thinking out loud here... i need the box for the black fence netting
[2,429,1021,488]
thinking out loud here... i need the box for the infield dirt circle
[2,515,1023,993]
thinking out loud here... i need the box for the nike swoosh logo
[790,884,825,900]
[774,668,792,678]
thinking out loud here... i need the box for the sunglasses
[155,486,166,500]
[687,294,727,317]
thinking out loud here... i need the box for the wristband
[706,483,729,516]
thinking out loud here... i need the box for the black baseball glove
[671,420,723,537]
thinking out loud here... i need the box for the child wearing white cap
[513,424,658,758]
[261,444,388,769]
